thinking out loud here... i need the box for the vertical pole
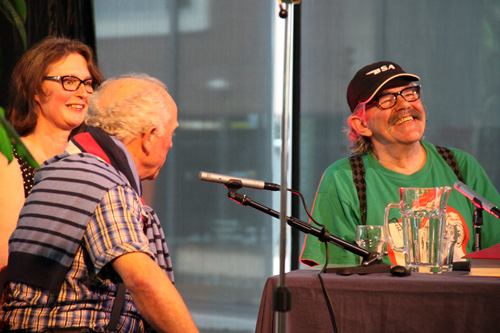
[275,1,296,332]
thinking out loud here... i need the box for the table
[255,269,500,333]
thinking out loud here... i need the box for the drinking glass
[355,225,386,264]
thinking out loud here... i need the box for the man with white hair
[1,74,198,332]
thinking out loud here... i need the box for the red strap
[74,132,148,226]
[73,132,111,164]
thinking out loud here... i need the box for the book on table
[463,243,500,277]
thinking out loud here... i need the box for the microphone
[454,180,500,218]
[199,171,280,191]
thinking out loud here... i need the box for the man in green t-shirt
[300,61,500,267]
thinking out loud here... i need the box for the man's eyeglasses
[372,85,421,110]
[44,75,98,94]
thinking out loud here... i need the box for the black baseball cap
[346,61,420,112]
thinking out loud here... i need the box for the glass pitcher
[384,187,452,274]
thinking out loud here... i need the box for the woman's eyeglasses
[44,75,98,94]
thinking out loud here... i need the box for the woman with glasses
[0,36,104,277]
[300,61,500,269]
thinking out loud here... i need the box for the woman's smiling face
[34,53,93,133]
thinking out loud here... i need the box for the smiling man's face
[362,84,426,149]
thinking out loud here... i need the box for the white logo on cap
[366,64,396,76]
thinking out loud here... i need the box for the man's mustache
[388,108,422,126]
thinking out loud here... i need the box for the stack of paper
[463,243,500,277]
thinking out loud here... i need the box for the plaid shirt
[1,185,155,332]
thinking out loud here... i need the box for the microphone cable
[288,188,338,332]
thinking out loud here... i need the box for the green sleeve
[300,159,361,266]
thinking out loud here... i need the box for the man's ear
[349,115,372,137]
[141,126,158,154]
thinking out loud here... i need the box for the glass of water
[355,225,386,264]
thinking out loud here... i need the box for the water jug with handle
[384,187,452,274]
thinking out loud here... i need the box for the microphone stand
[275,1,297,332]
[472,198,484,251]
[226,185,391,272]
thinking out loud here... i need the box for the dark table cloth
[255,269,500,333]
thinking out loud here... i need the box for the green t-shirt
[300,141,500,267]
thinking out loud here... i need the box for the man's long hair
[346,104,372,156]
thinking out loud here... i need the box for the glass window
[94,1,281,331]
[94,0,500,329]
[299,0,500,268]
